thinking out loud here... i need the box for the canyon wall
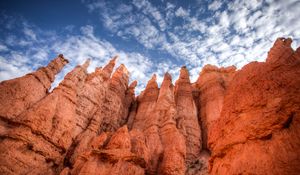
[0,38,299,175]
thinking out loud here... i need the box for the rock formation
[195,64,236,150]
[0,38,299,175]
[175,67,202,165]
[208,38,300,174]
[0,54,68,120]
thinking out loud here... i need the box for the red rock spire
[1,38,300,175]
[0,54,68,119]
[102,55,118,80]
[155,72,186,175]
[139,74,159,102]
[175,66,202,165]
[0,57,88,175]
[267,37,294,64]
[108,64,130,99]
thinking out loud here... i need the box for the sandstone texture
[196,64,236,150]
[208,38,300,175]
[0,38,299,175]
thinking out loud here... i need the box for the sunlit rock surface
[0,38,299,175]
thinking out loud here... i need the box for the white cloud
[116,4,133,13]
[175,7,189,17]
[23,27,37,40]
[0,44,8,52]
[2,0,300,95]
[0,58,31,80]
[132,0,167,31]
[0,16,155,94]
[208,0,222,11]
[219,11,230,28]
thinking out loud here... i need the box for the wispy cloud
[83,0,300,80]
[0,14,156,93]
[1,0,300,94]
[208,0,222,11]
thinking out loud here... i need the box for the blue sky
[0,0,300,93]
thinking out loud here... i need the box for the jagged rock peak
[95,67,102,71]
[82,59,91,70]
[109,64,130,94]
[138,74,159,102]
[266,37,295,64]
[111,64,130,84]
[85,66,103,82]
[57,60,88,88]
[111,55,118,62]
[164,72,172,80]
[102,55,118,80]
[129,80,138,89]
[277,37,292,47]
[157,72,174,105]
[161,72,173,87]
[151,73,157,80]
[0,55,69,119]
[199,64,236,76]
[116,64,129,76]
[58,53,69,62]
[145,74,158,90]
[1,38,300,175]
[39,54,69,82]
[178,65,190,82]
[127,80,138,96]
[174,66,193,98]
[93,66,102,75]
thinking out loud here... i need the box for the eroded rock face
[0,38,300,175]
[132,74,163,174]
[196,64,236,150]
[208,38,300,175]
[0,54,68,120]
[0,59,88,175]
[64,126,147,175]
[157,73,186,175]
[66,57,117,166]
[175,67,202,167]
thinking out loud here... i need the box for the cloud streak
[1,0,300,94]
[83,0,300,70]
[0,14,156,93]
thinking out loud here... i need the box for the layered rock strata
[0,38,299,175]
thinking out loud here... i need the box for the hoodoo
[0,38,299,175]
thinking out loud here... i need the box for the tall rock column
[73,56,117,136]
[132,74,163,174]
[64,63,134,170]
[60,58,140,174]
[175,66,202,166]
[0,54,68,120]
[0,60,88,175]
[157,73,186,175]
[65,57,117,166]
[98,64,131,132]
[196,65,236,149]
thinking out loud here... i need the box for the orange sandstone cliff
[0,38,299,175]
